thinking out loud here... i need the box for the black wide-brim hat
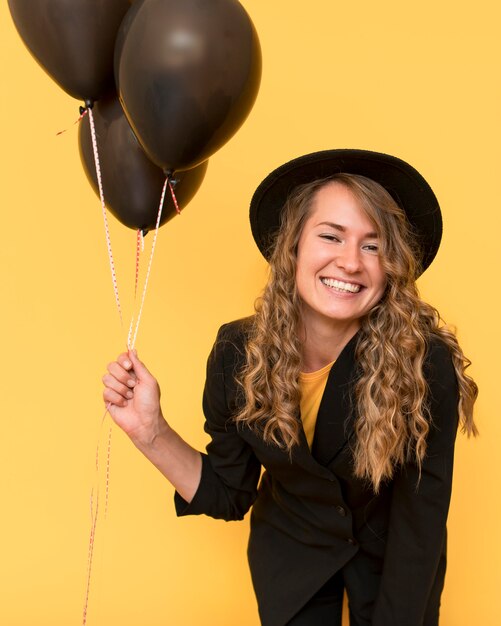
[249,149,442,273]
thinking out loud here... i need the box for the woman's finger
[128,350,154,384]
[103,387,129,408]
[107,360,137,387]
[118,353,135,372]
[102,373,134,400]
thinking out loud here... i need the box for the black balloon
[79,92,208,231]
[8,0,132,102]
[115,0,262,172]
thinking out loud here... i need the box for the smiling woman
[103,149,478,626]
[295,181,387,364]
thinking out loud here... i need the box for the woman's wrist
[128,410,171,450]
[128,413,202,502]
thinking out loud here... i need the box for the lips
[320,277,362,293]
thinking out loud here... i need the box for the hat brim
[249,149,442,273]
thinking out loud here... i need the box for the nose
[335,243,362,273]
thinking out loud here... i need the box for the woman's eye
[320,234,341,242]
[363,244,379,253]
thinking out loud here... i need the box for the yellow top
[299,361,335,449]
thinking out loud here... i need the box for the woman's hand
[102,350,165,446]
[102,350,202,501]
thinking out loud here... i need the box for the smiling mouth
[320,278,362,293]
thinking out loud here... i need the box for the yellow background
[1,1,499,624]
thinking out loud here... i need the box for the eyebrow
[316,221,379,238]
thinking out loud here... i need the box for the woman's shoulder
[205,318,254,407]
[208,316,255,370]
[215,316,255,349]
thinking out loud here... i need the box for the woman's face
[296,181,387,335]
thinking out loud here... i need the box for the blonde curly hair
[234,174,478,491]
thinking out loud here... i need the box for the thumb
[128,349,152,381]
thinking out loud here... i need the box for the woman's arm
[102,321,261,520]
[174,321,262,520]
[102,350,202,503]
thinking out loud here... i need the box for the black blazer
[175,318,459,626]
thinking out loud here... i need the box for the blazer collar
[310,331,360,467]
[229,318,360,475]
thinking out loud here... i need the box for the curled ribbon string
[82,491,98,626]
[81,109,177,625]
[104,426,113,518]
[135,230,141,300]
[87,103,121,523]
[127,177,168,350]
[87,107,125,334]
[82,405,110,626]
[56,108,88,136]
[169,179,181,215]
[83,106,125,626]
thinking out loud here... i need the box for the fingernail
[126,391,134,399]
[123,360,131,369]
[127,379,136,387]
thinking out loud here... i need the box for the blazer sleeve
[372,338,460,626]
[174,322,262,521]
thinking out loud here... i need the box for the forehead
[307,181,379,232]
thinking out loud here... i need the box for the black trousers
[286,571,372,626]
[286,572,344,626]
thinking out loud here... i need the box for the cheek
[295,247,313,282]
[376,270,387,292]
[369,261,387,301]
[295,252,326,293]
[295,265,308,298]
[373,258,386,288]
[375,282,387,303]
[374,276,388,304]
[295,255,317,301]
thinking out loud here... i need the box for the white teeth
[321,278,361,293]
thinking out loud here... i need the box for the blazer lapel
[311,331,360,466]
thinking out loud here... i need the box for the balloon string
[56,108,88,136]
[134,230,141,300]
[169,180,181,215]
[81,184,167,618]
[87,107,125,333]
[84,111,123,624]
[127,177,168,350]
[82,489,98,626]
[82,177,167,623]
[131,231,142,352]
[82,113,172,626]
[82,405,112,626]
[104,425,112,518]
